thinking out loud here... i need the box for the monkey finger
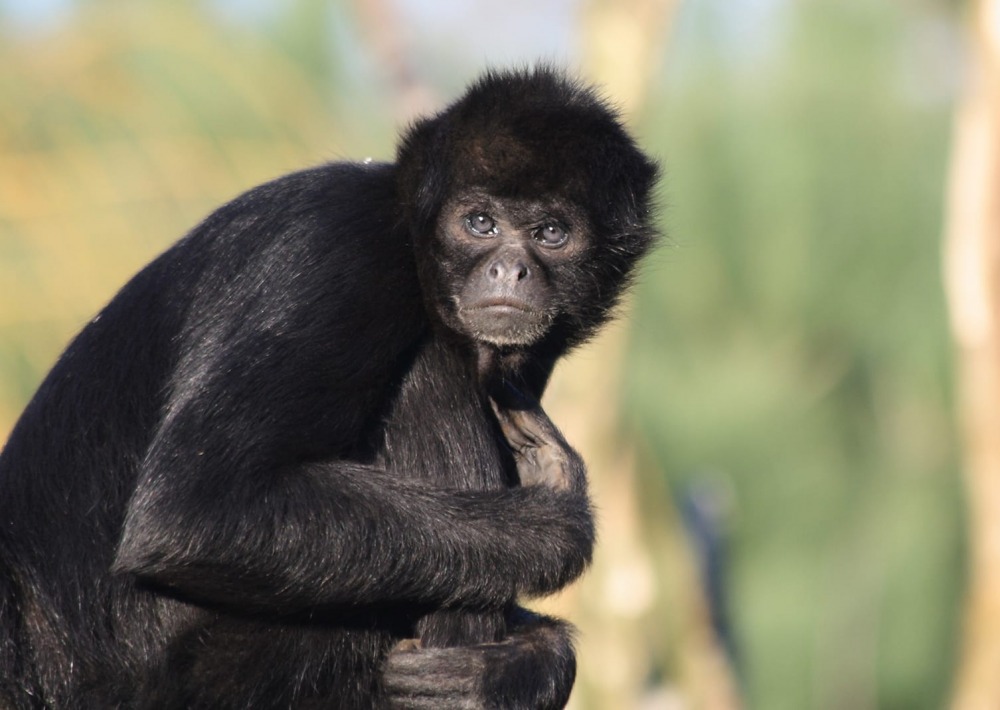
[390,637,423,653]
[490,402,542,451]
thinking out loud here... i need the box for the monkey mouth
[458,299,552,347]
[466,297,534,313]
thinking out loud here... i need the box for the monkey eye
[533,222,569,248]
[465,213,498,236]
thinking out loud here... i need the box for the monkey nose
[488,259,530,282]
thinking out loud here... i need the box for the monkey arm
[108,321,592,613]
[113,453,592,613]
[110,325,594,616]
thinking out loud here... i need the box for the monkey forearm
[114,461,593,614]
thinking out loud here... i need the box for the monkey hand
[489,383,586,493]
[383,610,576,710]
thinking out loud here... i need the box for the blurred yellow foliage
[0,5,336,436]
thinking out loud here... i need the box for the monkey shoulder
[8,162,427,469]
[157,161,425,354]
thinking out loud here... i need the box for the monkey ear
[591,144,661,252]
[396,117,449,239]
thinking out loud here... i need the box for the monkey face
[430,192,591,348]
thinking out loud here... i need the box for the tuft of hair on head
[396,65,660,271]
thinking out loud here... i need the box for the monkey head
[397,67,659,357]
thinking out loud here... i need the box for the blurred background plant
[0,0,971,708]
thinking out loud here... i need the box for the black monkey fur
[0,67,658,708]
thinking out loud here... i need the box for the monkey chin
[460,306,552,348]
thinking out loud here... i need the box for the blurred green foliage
[628,1,963,708]
[0,0,966,708]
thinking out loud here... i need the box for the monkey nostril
[488,259,529,282]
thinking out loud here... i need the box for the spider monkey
[0,67,659,708]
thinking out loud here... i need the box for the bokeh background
[0,0,978,708]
